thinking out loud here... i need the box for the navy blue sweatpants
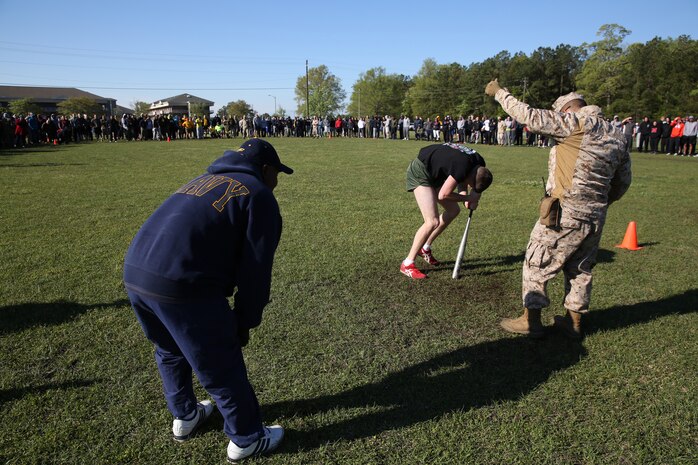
[127,291,264,447]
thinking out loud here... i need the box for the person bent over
[401,142,493,279]
[486,80,632,339]
[123,139,292,462]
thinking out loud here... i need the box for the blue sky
[0,1,694,115]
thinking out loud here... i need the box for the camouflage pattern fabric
[522,214,602,312]
[493,89,632,313]
[494,89,631,222]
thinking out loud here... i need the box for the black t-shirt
[417,143,485,187]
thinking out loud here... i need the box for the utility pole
[560,74,564,96]
[305,60,310,117]
[522,77,527,104]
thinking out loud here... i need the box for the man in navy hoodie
[124,139,292,462]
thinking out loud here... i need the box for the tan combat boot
[552,310,583,339]
[500,308,544,338]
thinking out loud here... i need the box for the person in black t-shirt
[401,143,493,279]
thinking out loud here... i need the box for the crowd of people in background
[612,114,697,156]
[2,111,697,157]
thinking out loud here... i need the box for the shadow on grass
[0,146,67,156]
[585,288,695,333]
[267,289,697,453]
[0,299,131,335]
[0,379,99,406]
[596,248,617,263]
[431,248,617,277]
[429,252,524,276]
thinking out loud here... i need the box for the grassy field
[0,138,696,465]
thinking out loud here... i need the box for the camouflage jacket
[495,89,632,222]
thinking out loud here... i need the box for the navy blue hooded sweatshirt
[123,147,283,330]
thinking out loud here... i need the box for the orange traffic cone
[53,139,58,145]
[616,221,643,250]
[167,136,171,142]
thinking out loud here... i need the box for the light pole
[268,94,277,115]
[305,59,309,118]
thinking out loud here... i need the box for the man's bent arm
[234,189,282,330]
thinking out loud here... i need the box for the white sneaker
[227,425,284,462]
[172,400,214,442]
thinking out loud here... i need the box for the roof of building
[0,85,115,102]
[115,105,134,115]
[151,93,214,107]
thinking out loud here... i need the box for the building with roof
[148,93,214,117]
[115,105,134,116]
[0,86,119,115]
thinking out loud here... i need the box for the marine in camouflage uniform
[485,80,632,338]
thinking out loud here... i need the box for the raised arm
[494,89,582,139]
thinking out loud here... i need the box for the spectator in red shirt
[668,117,684,155]
[14,115,28,148]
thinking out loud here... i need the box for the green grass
[0,139,696,465]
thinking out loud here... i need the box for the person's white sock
[403,258,414,266]
[422,244,431,251]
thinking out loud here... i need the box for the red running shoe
[400,262,427,279]
[419,247,440,266]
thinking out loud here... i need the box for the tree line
[294,24,697,119]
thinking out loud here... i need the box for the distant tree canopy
[346,67,411,117]
[133,101,151,116]
[8,98,42,116]
[300,25,695,119]
[225,100,253,118]
[406,59,467,118]
[188,102,209,117]
[580,32,698,116]
[57,97,101,116]
[295,65,346,117]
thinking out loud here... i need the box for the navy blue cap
[237,138,293,174]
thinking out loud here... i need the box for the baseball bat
[452,210,473,279]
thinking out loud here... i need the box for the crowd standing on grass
[2,110,697,156]
[614,114,697,156]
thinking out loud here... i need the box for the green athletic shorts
[406,158,432,191]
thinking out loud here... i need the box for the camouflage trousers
[522,214,604,313]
